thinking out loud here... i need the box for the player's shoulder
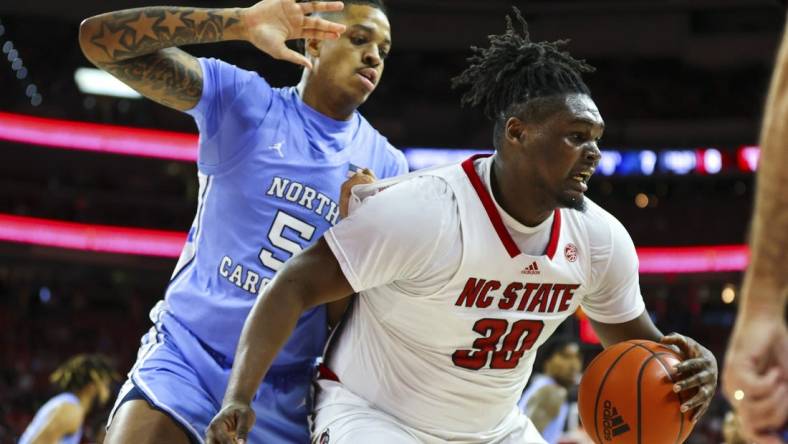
[50,400,83,431]
[375,139,408,174]
[376,170,456,204]
[199,56,290,109]
[357,115,407,158]
[353,167,457,217]
[384,142,408,170]
[199,57,264,85]
[349,172,458,237]
[569,198,631,245]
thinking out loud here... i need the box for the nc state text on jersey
[455,278,581,313]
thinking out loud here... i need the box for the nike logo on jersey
[455,278,580,313]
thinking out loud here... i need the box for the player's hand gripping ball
[578,340,701,444]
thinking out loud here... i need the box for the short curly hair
[50,354,120,393]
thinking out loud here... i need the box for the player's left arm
[584,217,718,421]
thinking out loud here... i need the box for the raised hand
[241,0,347,68]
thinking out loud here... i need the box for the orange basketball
[577,340,696,444]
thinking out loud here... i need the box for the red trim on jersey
[461,155,521,258]
[545,209,561,259]
[317,363,340,382]
[461,155,562,259]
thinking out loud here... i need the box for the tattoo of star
[183,9,210,26]
[126,13,160,45]
[160,11,185,35]
[91,23,127,59]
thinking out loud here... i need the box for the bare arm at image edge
[722,19,788,444]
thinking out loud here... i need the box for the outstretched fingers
[301,16,346,36]
[298,1,345,14]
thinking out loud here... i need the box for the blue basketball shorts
[108,312,312,444]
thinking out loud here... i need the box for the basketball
[577,340,696,444]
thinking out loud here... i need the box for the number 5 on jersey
[452,319,545,370]
[259,211,316,272]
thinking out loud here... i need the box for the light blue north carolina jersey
[18,393,82,444]
[159,57,408,369]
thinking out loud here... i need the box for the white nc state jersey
[322,155,645,439]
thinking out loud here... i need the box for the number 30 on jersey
[453,319,545,370]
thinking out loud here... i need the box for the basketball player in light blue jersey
[79,1,406,442]
[518,337,582,444]
[18,355,118,444]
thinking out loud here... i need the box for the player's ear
[305,39,322,59]
[504,117,527,145]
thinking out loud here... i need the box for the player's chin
[354,86,375,104]
[558,190,587,212]
[341,88,372,111]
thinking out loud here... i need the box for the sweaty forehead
[562,94,604,127]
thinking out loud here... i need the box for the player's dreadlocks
[50,354,120,393]
[452,8,595,148]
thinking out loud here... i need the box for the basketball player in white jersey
[206,9,719,444]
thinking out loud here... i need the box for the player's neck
[490,154,555,227]
[297,80,355,121]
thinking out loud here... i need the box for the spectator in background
[518,336,583,444]
[17,354,119,444]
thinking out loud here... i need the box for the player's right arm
[206,238,353,444]
[78,0,346,111]
[27,403,82,444]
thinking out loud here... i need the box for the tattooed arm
[79,7,241,110]
[78,0,347,111]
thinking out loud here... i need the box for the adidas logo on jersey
[602,400,631,440]
[521,261,540,275]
